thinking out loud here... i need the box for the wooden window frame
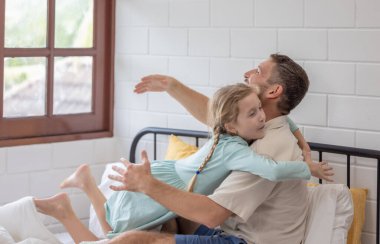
[0,0,115,147]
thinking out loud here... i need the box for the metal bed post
[377,158,380,244]
[130,127,380,243]
[347,155,351,189]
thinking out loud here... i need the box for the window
[0,0,115,146]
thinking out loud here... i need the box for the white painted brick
[93,138,118,163]
[329,30,380,62]
[350,166,377,201]
[7,144,52,173]
[255,0,303,27]
[278,30,327,60]
[52,141,94,168]
[169,0,209,27]
[115,55,168,82]
[356,131,380,151]
[304,62,355,94]
[114,109,132,138]
[116,0,169,27]
[357,0,380,27]
[210,0,254,27]
[304,0,355,27]
[210,58,254,86]
[356,64,380,96]
[0,149,5,173]
[114,81,148,110]
[129,111,168,136]
[231,29,277,58]
[363,201,376,234]
[304,127,355,147]
[148,93,188,113]
[0,174,29,203]
[168,57,210,86]
[29,168,74,197]
[168,114,209,131]
[149,28,188,55]
[189,29,230,57]
[115,138,131,160]
[115,27,148,54]
[289,94,327,126]
[328,96,380,131]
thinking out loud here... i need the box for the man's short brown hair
[268,53,309,115]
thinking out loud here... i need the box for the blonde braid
[187,127,221,192]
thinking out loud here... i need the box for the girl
[38,83,312,242]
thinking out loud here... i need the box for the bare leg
[109,230,175,244]
[60,164,112,234]
[34,193,98,244]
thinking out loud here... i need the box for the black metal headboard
[130,126,380,244]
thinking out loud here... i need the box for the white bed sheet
[0,163,353,244]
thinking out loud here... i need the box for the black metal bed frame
[130,127,380,243]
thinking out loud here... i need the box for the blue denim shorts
[175,225,247,244]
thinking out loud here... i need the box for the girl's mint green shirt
[105,131,310,238]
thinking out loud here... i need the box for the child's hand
[307,161,334,182]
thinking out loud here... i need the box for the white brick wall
[189,29,230,56]
[304,62,355,94]
[112,1,380,242]
[210,0,254,27]
[149,28,188,55]
[304,0,355,27]
[255,0,303,27]
[169,0,209,27]
[231,29,277,58]
[1,0,379,241]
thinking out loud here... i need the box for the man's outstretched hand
[134,75,177,94]
[108,150,153,193]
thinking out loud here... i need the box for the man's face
[244,59,276,94]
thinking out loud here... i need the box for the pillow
[347,188,368,244]
[164,135,198,160]
[305,183,366,244]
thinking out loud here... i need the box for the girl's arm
[287,117,334,182]
[223,142,311,182]
[287,117,312,163]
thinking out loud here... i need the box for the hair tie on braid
[187,127,221,192]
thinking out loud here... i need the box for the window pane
[3,57,47,118]
[55,0,94,48]
[4,0,47,48]
[53,56,93,115]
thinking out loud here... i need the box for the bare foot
[34,193,74,220]
[60,164,96,191]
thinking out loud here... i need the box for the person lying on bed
[33,82,329,244]
[103,53,334,244]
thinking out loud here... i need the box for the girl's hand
[307,160,334,182]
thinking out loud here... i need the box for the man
[109,54,332,244]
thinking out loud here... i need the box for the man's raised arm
[134,75,210,125]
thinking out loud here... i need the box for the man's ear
[224,122,237,135]
[266,84,283,99]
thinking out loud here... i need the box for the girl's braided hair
[187,83,259,192]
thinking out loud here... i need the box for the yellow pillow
[307,182,367,244]
[165,135,198,160]
[347,188,368,244]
